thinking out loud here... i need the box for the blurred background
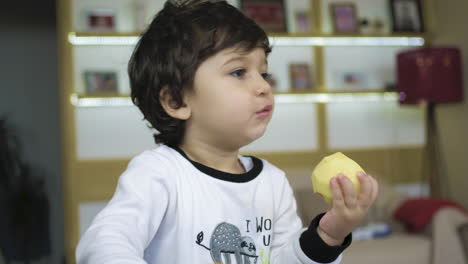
[0,0,467,263]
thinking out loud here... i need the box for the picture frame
[240,0,287,32]
[390,0,425,33]
[83,71,118,94]
[85,9,116,32]
[329,3,359,34]
[335,71,369,91]
[289,64,314,91]
[294,10,311,33]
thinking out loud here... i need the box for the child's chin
[236,124,270,147]
[246,128,268,144]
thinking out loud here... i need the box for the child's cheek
[224,98,250,114]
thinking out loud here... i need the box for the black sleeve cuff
[299,213,352,263]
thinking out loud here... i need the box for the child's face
[184,47,274,150]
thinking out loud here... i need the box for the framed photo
[289,64,314,91]
[335,71,368,91]
[86,9,115,32]
[330,3,359,33]
[294,10,311,33]
[240,0,287,32]
[390,0,424,33]
[84,71,118,94]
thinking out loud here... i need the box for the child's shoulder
[130,145,182,166]
[122,145,186,181]
[112,145,185,201]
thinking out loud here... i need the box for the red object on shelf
[396,47,464,104]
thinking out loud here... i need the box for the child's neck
[178,141,246,174]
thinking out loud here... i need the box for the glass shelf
[71,91,400,107]
[69,32,426,47]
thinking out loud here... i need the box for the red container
[396,47,464,104]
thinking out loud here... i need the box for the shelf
[71,94,133,107]
[75,93,129,98]
[72,31,428,38]
[275,91,399,103]
[71,91,400,107]
[69,32,426,47]
[69,32,139,46]
[269,36,425,47]
[275,89,389,94]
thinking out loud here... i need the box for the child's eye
[262,73,272,80]
[231,69,246,78]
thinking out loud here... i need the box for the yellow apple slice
[311,152,364,204]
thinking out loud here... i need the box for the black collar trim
[169,145,263,183]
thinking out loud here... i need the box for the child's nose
[254,74,271,96]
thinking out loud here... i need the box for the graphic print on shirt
[196,222,258,264]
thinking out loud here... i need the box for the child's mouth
[256,104,273,116]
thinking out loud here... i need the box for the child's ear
[159,86,191,120]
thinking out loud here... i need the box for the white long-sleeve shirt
[76,145,350,264]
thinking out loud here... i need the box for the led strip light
[71,92,399,107]
[69,33,425,47]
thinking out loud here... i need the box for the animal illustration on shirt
[196,222,258,264]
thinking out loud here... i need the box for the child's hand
[317,172,379,246]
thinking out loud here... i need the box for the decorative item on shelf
[371,17,385,34]
[289,63,314,91]
[330,3,359,34]
[240,0,287,33]
[335,71,368,91]
[359,18,371,34]
[84,71,119,95]
[294,10,311,33]
[396,47,464,198]
[85,9,116,32]
[390,0,425,33]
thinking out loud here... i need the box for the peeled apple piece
[311,152,364,204]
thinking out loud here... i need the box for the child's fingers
[330,177,345,209]
[337,174,357,208]
[357,172,373,207]
[369,175,379,203]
